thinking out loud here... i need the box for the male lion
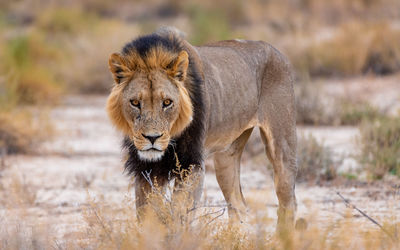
[106,27,298,231]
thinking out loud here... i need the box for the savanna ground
[1,0,400,249]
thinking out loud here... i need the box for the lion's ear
[168,51,189,81]
[109,53,133,84]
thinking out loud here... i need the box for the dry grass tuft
[71,186,399,249]
[297,134,341,183]
[0,111,53,154]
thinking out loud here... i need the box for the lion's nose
[142,133,162,144]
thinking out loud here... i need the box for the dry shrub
[78,183,398,250]
[297,134,341,183]
[358,117,400,179]
[1,33,62,107]
[0,31,58,155]
[297,22,400,77]
[58,18,139,94]
[0,111,52,154]
[36,8,99,35]
[295,81,386,126]
[295,81,334,125]
[80,165,234,249]
[339,99,385,125]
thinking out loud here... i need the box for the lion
[106,27,298,232]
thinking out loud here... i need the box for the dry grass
[0,33,63,107]
[295,81,387,126]
[294,22,400,77]
[0,111,53,154]
[0,33,58,154]
[295,81,334,126]
[1,185,399,250]
[296,134,341,183]
[36,8,99,35]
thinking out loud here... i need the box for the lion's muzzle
[135,132,169,162]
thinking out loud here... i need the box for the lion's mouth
[147,147,162,152]
[137,148,165,162]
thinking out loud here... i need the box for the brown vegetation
[295,81,386,126]
[296,134,341,183]
[293,22,400,77]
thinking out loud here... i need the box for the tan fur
[170,80,193,137]
[106,83,131,137]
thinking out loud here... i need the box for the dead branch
[188,204,229,213]
[204,208,226,227]
[190,207,227,225]
[336,192,396,242]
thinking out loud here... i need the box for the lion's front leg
[135,177,153,221]
[135,175,169,221]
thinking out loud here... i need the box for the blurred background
[0,0,400,246]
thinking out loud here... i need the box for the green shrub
[0,34,62,108]
[187,5,232,45]
[0,31,60,154]
[339,100,384,125]
[358,117,400,179]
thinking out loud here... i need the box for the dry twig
[336,192,396,242]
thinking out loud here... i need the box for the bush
[295,81,336,125]
[0,34,62,107]
[297,134,340,183]
[295,81,386,126]
[36,8,99,35]
[339,100,384,125]
[0,32,59,154]
[294,22,400,77]
[358,117,400,179]
[0,111,52,154]
[187,5,232,45]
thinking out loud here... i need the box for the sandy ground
[0,94,399,241]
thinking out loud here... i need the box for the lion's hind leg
[259,123,298,234]
[213,128,253,221]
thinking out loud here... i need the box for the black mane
[122,33,183,57]
[122,33,206,183]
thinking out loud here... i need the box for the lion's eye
[163,99,173,108]
[130,99,141,108]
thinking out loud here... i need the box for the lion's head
[106,34,193,162]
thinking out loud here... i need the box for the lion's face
[106,49,193,162]
[121,71,182,161]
